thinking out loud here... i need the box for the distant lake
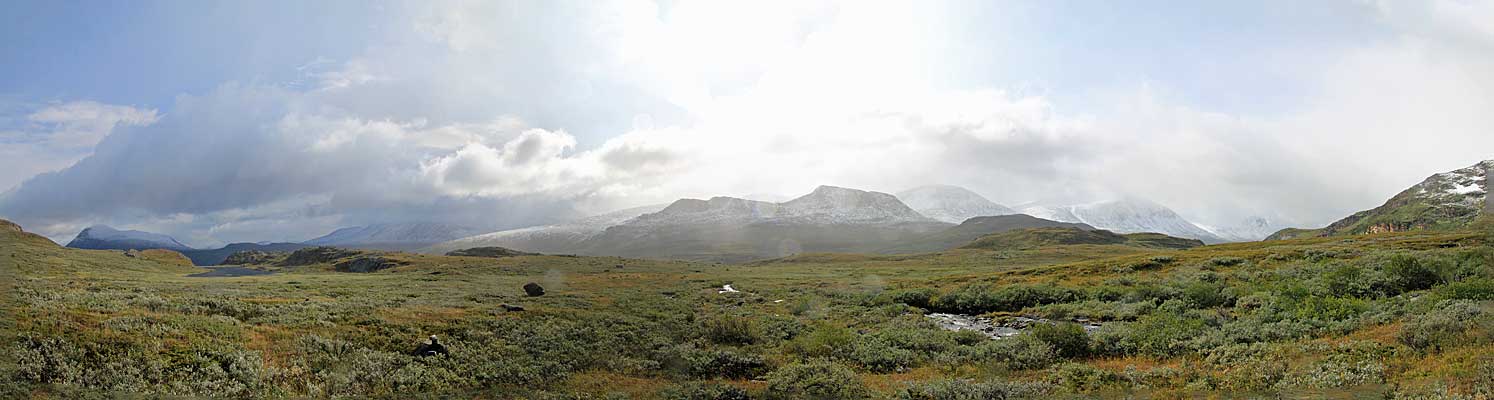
[187,266,274,277]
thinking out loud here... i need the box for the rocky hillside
[896,185,1016,224]
[65,225,193,251]
[1268,159,1491,240]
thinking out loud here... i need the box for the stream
[927,313,1106,339]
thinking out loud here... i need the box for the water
[926,313,1105,339]
[188,266,275,277]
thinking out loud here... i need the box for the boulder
[334,256,405,273]
[500,303,526,312]
[523,282,545,297]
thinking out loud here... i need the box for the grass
[3,222,1494,398]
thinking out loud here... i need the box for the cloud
[0,101,158,194]
[4,0,1494,244]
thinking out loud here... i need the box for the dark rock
[445,246,538,258]
[334,256,405,273]
[280,246,361,266]
[523,282,545,297]
[500,303,526,312]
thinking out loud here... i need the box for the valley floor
[4,226,1494,399]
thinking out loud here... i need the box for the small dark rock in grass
[524,282,545,296]
[500,304,526,312]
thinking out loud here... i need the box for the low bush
[1029,323,1090,359]
[661,382,752,400]
[764,359,869,400]
[1398,301,1485,352]
[702,315,759,345]
[1435,278,1494,301]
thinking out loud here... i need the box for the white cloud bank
[2,0,1493,245]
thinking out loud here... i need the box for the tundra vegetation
[3,221,1494,399]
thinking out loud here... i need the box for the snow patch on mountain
[629,186,937,228]
[1198,216,1289,242]
[1019,199,1225,243]
[896,185,1017,224]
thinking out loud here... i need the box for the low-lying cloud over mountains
[2,1,1493,246]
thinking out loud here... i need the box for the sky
[1,0,1492,247]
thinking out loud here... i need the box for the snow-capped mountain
[578,186,951,262]
[1199,216,1289,242]
[65,225,194,251]
[896,185,1017,224]
[1269,159,1491,240]
[305,222,486,251]
[1019,199,1225,243]
[422,204,669,254]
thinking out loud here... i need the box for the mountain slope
[1199,217,1288,242]
[961,227,1204,251]
[65,225,193,251]
[879,214,1095,254]
[1268,159,1491,240]
[578,186,951,262]
[422,204,669,255]
[1019,199,1225,243]
[896,185,1017,224]
[306,222,485,251]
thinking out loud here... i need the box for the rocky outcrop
[223,250,283,265]
[1269,159,1491,239]
[333,256,405,273]
[445,246,537,258]
[280,246,362,266]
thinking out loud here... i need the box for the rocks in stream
[927,313,1105,339]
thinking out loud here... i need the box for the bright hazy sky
[2,0,1492,246]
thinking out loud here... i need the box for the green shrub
[896,379,1049,400]
[1208,257,1246,267]
[932,284,1084,314]
[1435,278,1494,301]
[969,335,1057,370]
[765,359,869,399]
[683,347,768,379]
[1398,301,1485,352]
[1029,323,1089,359]
[1384,254,1441,293]
[1125,312,1209,357]
[851,337,914,372]
[702,315,759,345]
[1183,281,1233,308]
[886,288,937,309]
[1048,362,1116,392]
[787,324,856,359]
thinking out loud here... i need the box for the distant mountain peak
[66,225,193,251]
[1019,198,1225,243]
[896,185,1016,224]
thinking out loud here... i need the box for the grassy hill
[961,227,1204,251]
[878,214,1095,254]
[4,218,1494,398]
